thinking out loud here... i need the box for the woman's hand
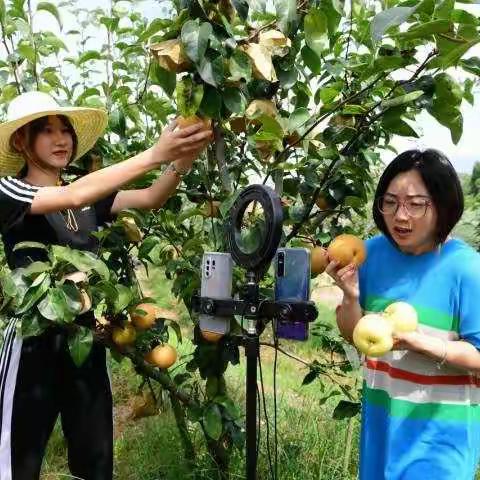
[325,261,360,302]
[151,120,213,166]
[172,134,211,174]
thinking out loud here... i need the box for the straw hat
[0,91,108,176]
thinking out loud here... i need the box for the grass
[39,268,361,479]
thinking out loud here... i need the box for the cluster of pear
[353,302,418,357]
[311,234,366,276]
[112,303,178,369]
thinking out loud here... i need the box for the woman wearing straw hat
[0,91,212,479]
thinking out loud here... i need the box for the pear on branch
[245,99,278,119]
[150,39,191,73]
[241,43,277,82]
[258,30,291,57]
[120,216,143,243]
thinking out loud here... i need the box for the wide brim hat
[0,91,108,176]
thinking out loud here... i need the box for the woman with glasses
[327,149,480,480]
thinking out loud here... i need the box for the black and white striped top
[0,176,39,204]
[0,176,118,269]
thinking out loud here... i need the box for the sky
[17,1,480,173]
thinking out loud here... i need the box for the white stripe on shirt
[5,177,39,192]
[0,179,36,199]
[0,183,34,204]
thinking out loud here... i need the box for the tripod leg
[245,334,259,480]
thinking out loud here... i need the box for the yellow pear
[383,302,418,334]
[353,314,393,357]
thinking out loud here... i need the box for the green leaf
[231,0,248,20]
[113,284,133,314]
[371,6,416,43]
[139,18,171,41]
[109,109,126,137]
[199,85,222,119]
[37,2,62,29]
[13,241,48,252]
[61,283,82,314]
[167,319,182,343]
[304,8,329,58]
[78,50,103,64]
[431,38,480,68]
[278,68,297,89]
[0,268,19,301]
[302,369,319,385]
[460,56,480,76]
[37,287,76,323]
[68,327,93,367]
[381,90,424,109]
[229,50,252,82]
[0,0,5,25]
[0,84,18,103]
[17,42,35,63]
[223,87,246,114]
[434,0,454,20]
[427,101,463,144]
[382,113,419,138]
[203,404,223,440]
[396,20,452,40]
[150,63,176,97]
[434,73,463,106]
[21,314,47,338]
[452,9,478,25]
[332,400,361,419]
[138,235,161,261]
[206,377,218,399]
[181,20,212,64]
[198,52,224,88]
[99,16,120,32]
[319,86,340,105]
[319,0,342,38]
[258,115,284,138]
[276,0,297,35]
[288,108,309,132]
[16,273,51,314]
[22,261,52,279]
[215,395,241,420]
[176,77,204,117]
[464,78,475,105]
[301,45,321,74]
[51,246,109,281]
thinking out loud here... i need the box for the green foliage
[1,0,480,476]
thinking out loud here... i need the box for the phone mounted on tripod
[191,184,318,480]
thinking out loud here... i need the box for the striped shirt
[0,176,38,204]
[358,235,480,480]
[0,176,117,269]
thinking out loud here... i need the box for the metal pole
[244,271,259,480]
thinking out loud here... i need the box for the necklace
[23,176,80,233]
[62,208,79,232]
[56,177,79,232]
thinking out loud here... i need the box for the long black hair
[373,149,464,245]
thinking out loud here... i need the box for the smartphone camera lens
[277,252,285,277]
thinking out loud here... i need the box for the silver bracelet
[166,163,188,178]
[436,338,448,369]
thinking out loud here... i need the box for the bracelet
[166,163,189,178]
[436,338,448,369]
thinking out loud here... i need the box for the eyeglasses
[378,195,431,218]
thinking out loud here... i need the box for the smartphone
[274,248,311,341]
[199,252,233,335]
